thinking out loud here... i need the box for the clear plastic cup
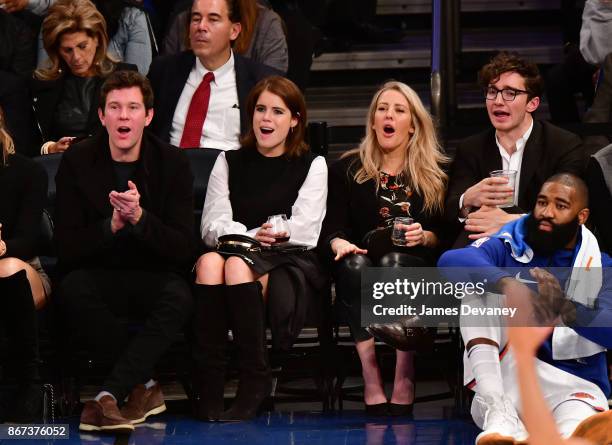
[391,217,415,246]
[490,169,517,208]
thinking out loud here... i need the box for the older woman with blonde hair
[0,105,50,422]
[30,0,135,155]
[320,80,448,415]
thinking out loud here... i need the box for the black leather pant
[334,252,427,342]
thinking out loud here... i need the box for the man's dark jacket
[147,51,279,143]
[445,120,585,222]
[54,129,195,273]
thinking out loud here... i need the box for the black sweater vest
[225,148,315,230]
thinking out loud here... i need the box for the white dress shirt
[458,119,534,220]
[170,53,241,150]
[201,152,328,249]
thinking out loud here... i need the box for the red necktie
[179,72,215,148]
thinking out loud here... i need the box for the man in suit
[55,71,194,433]
[147,0,278,150]
[445,51,585,246]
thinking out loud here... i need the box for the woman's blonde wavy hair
[0,106,15,167]
[342,81,449,215]
[35,0,116,81]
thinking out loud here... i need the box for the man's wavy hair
[478,51,543,100]
[99,70,154,112]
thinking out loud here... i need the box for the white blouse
[200,152,328,249]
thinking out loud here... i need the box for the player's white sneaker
[474,394,522,445]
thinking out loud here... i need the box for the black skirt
[218,249,328,351]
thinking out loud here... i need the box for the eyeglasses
[485,86,529,102]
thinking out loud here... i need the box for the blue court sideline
[5,411,480,445]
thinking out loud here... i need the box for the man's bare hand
[109,181,143,226]
[465,205,520,239]
[463,177,514,208]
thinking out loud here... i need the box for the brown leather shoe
[79,395,134,433]
[570,409,612,445]
[120,384,167,424]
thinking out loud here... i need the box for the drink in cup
[391,217,414,246]
[266,214,291,243]
[490,169,517,208]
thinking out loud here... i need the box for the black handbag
[216,234,309,256]
[216,234,263,254]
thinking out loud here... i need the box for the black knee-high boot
[2,270,40,382]
[192,284,228,421]
[219,282,272,421]
[0,270,42,422]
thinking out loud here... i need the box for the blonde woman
[30,0,135,155]
[320,80,448,415]
[0,105,50,422]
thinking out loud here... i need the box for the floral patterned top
[377,172,413,228]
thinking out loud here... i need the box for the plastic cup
[391,217,415,246]
[490,169,517,208]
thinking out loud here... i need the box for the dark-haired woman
[193,75,327,421]
[0,105,49,422]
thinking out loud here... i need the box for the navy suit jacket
[147,51,280,144]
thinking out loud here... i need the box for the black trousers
[56,268,193,402]
[334,252,428,343]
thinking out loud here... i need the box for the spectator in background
[586,144,612,254]
[31,0,136,155]
[148,0,278,151]
[2,0,153,74]
[0,9,39,155]
[162,0,287,74]
[268,0,320,90]
[0,105,50,423]
[0,7,37,75]
[546,0,612,123]
[445,52,584,247]
[583,53,612,155]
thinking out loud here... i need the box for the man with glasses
[445,51,585,247]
